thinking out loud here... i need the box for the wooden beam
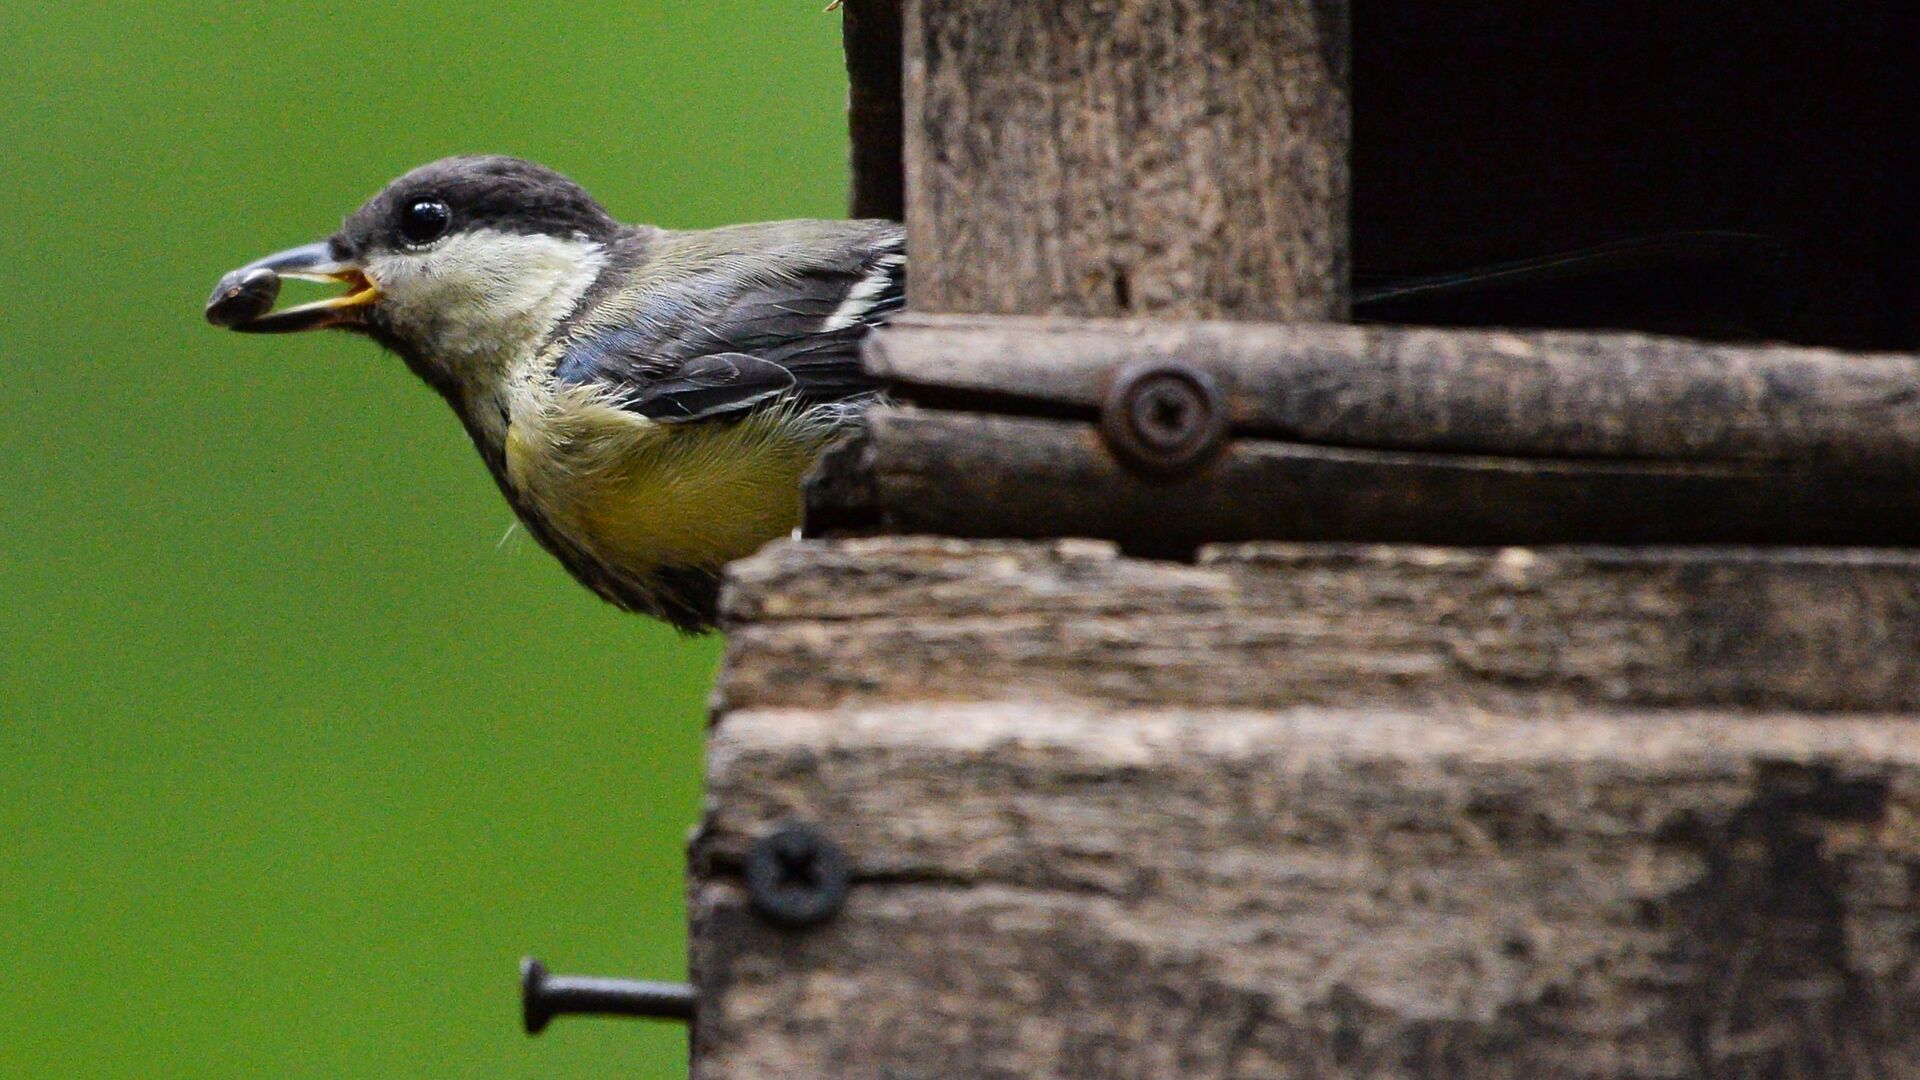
[902,0,1349,320]
[866,314,1920,468]
[809,408,1920,552]
[806,317,1920,548]
[719,539,1920,716]
[695,705,1920,1076]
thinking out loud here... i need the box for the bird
[207,155,903,632]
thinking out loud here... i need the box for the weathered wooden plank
[693,703,1920,1079]
[865,314,1920,469]
[718,538,1920,714]
[807,408,1920,552]
[903,0,1349,319]
[842,0,903,221]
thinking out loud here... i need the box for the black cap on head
[332,155,619,258]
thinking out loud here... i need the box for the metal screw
[1099,359,1230,477]
[745,823,851,929]
[520,957,695,1034]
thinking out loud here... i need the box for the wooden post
[904,0,1349,320]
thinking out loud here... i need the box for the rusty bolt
[1099,360,1229,477]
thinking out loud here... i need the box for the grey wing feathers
[615,352,796,422]
[554,227,905,423]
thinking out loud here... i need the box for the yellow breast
[504,393,831,578]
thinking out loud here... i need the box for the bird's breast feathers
[502,385,835,579]
[479,217,901,626]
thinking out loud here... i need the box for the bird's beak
[205,242,381,333]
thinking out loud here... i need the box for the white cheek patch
[368,230,606,361]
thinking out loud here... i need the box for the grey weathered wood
[698,541,1920,1075]
[697,7,1920,1079]
[694,701,1920,1079]
[809,316,1920,548]
[866,314,1920,468]
[718,539,1920,715]
[903,0,1349,319]
[809,407,1920,552]
[842,0,903,221]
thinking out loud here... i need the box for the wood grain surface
[865,314,1920,469]
[694,3,1920,1075]
[697,542,1920,1077]
[808,316,1920,549]
[719,539,1920,716]
[807,408,1920,552]
[695,698,1920,1078]
[903,0,1349,319]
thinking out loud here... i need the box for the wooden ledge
[720,538,1920,715]
[808,317,1920,549]
[694,702,1920,1078]
[868,315,1920,468]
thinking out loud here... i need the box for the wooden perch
[719,539,1920,716]
[806,315,1920,551]
[864,316,1920,467]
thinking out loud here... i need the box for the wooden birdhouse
[683,3,1920,1075]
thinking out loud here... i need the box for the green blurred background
[0,3,850,1075]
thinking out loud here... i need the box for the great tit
[208,155,903,632]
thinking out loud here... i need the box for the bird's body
[209,157,903,630]
[408,216,903,628]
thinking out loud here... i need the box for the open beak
[206,242,380,333]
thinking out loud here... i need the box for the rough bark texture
[866,314,1920,468]
[812,409,1920,553]
[698,572,1920,1076]
[694,541,1920,1079]
[717,539,1920,717]
[805,317,1920,550]
[903,0,1349,319]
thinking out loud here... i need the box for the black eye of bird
[398,198,451,245]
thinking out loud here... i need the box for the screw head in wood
[1100,360,1230,477]
[745,823,851,929]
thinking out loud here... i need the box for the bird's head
[208,155,619,381]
